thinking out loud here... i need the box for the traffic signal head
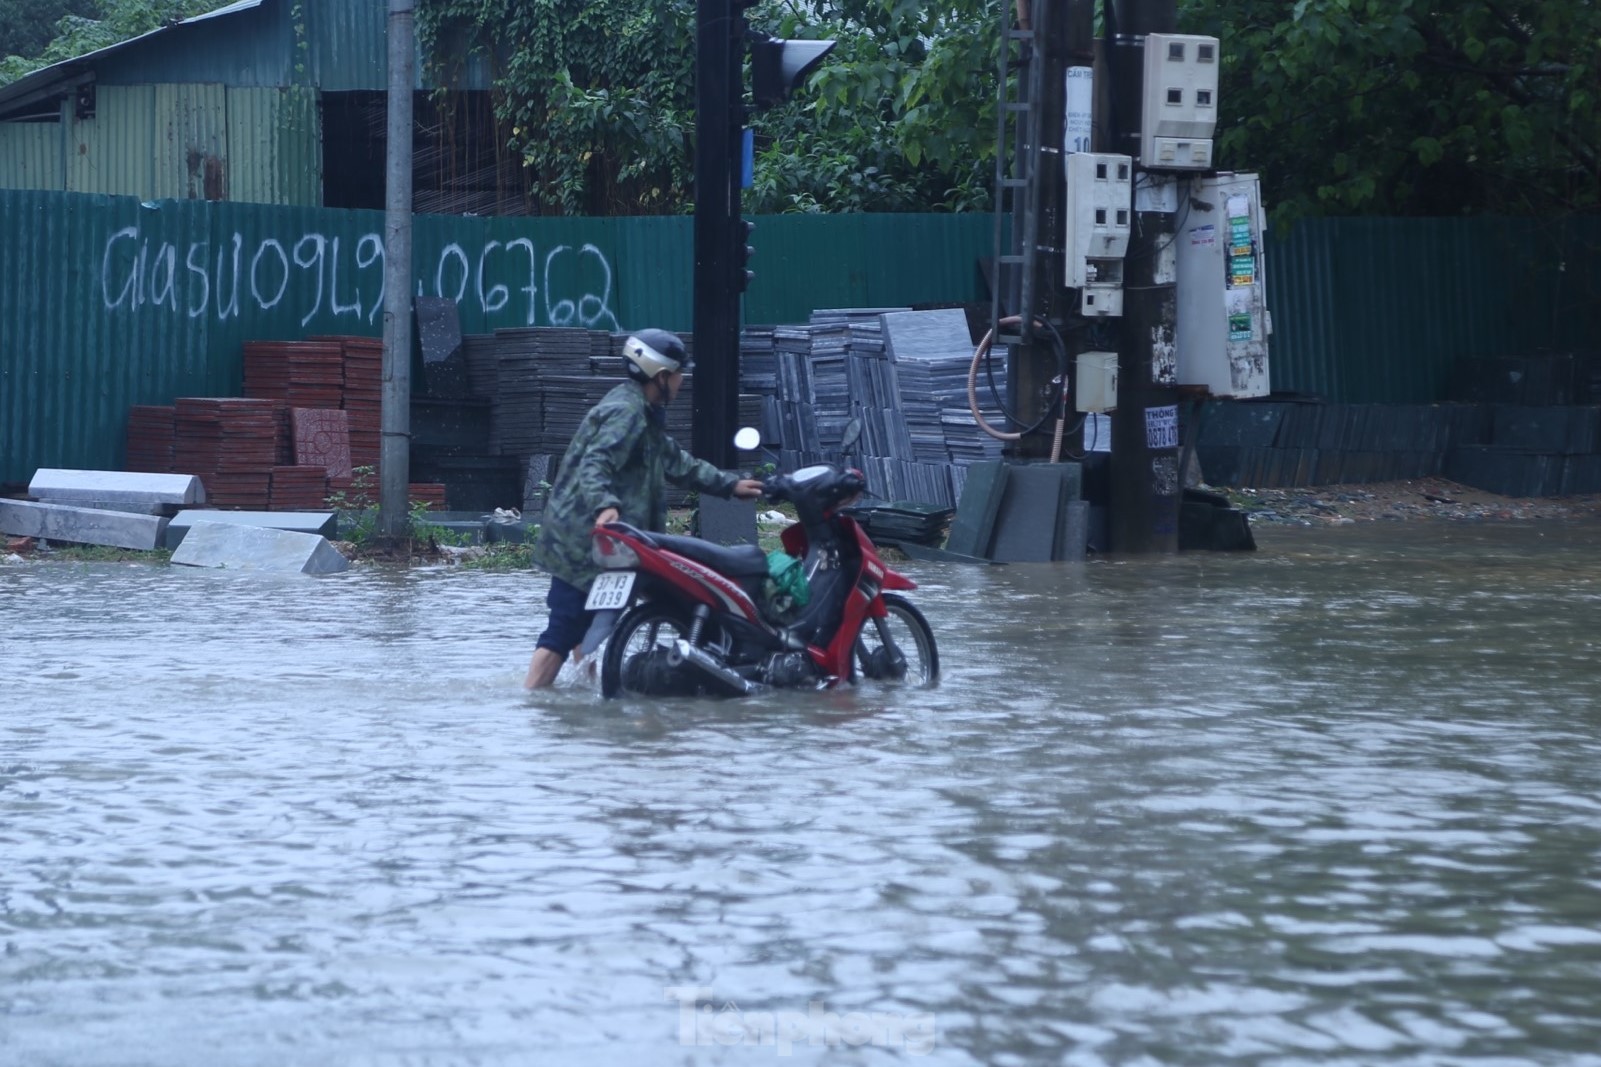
[749,36,836,109]
[735,219,756,292]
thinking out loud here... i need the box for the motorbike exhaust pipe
[669,639,760,696]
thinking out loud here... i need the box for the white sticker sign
[1145,405,1179,450]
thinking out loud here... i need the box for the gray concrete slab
[880,308,975,363]
[0,498,169,550]
[28,469,206,507]
[170,522,350,575]
[1056,499,1089,562]
[989,465,1065,563]
[164,510,339,549]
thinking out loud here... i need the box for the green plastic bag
[763,550,810,620]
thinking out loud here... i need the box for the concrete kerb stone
[28,469,206,508]
[170,521,350,575]
[164,510,338,549]
[0,498,170,551]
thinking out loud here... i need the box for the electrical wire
[1120,173,1197,265]
[968,315,1078,461]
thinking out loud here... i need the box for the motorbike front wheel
[600,602,698,699]
[854,593,939,687]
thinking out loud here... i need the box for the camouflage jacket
[530,381,738,589]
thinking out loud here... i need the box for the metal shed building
[0,0,512,213]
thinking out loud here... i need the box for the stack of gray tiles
[772,325,820,466]
[737,308,1006,509]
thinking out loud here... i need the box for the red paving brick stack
[123,336,443,512]
[125,405,177,474]
[173,397,281,508]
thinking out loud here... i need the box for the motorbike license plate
[585,571,635,611]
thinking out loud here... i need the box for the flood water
[4,521,1601,1066]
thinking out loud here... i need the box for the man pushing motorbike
[523,328,765,689]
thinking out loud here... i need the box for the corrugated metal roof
[0,0,485,109]
[0,1,266,111]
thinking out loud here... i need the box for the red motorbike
[586,449,939,699]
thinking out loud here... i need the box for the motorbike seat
[645,531,769,580]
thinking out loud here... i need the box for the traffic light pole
[692,0,743,470]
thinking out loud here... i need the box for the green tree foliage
[9,0,1592,220]
[1182,0,1601,219]
[0,1,97,64]
[0,0,217,86]
[417,0,1001,215]
[744,0,999,213]
[419,0,699,216]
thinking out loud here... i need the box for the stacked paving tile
[242,336,405,505]
[462,333,502,452]
[173,397,281,508]
[737,308,1002,509]
[314,335,384,471]
[125,405,177,473]
[268,466,330,510]
[447,316,999,512]
[457,327,763,511]
[120,337,442,511]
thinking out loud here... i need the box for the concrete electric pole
[379,0,416,539]
[1105,0,1182,553]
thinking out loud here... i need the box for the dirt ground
[1217,477,1601,526]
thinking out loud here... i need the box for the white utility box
[1140,33,1219,170]
[1174,172,1271,397]
[1076,350,1118,413]
[1064,152,1132,317]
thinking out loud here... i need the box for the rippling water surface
[5,522,1601,1066]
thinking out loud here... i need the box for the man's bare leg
[524,647,564,689]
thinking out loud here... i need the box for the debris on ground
[1221,477,1601,525]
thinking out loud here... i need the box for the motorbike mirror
[733,426,762,451]
[840,417,863,452]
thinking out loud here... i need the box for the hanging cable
[968,315,1078,460]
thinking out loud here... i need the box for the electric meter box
[1064,152,1132,317]
[1174,172,1271,397]
[1076,350,1118,413]
[1140,33,1220,170]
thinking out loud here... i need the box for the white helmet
[622,329,689,382]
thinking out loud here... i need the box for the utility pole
[691,0,743,470]
[1000,0,1081,456]
[1105,0,1181,553]
[379,0,416,539]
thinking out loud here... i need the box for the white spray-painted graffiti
[99,227,622,330]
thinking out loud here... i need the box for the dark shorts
[536,576,594,656]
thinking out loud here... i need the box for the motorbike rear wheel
[600,602,697,699]
[854,593,939,686]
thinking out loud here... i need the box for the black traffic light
[734,219,756,292]
[748,36,836,109]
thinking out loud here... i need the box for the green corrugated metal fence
[1265,216,1601,402]
[1,188,1597,485]
[0,192,991,483]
